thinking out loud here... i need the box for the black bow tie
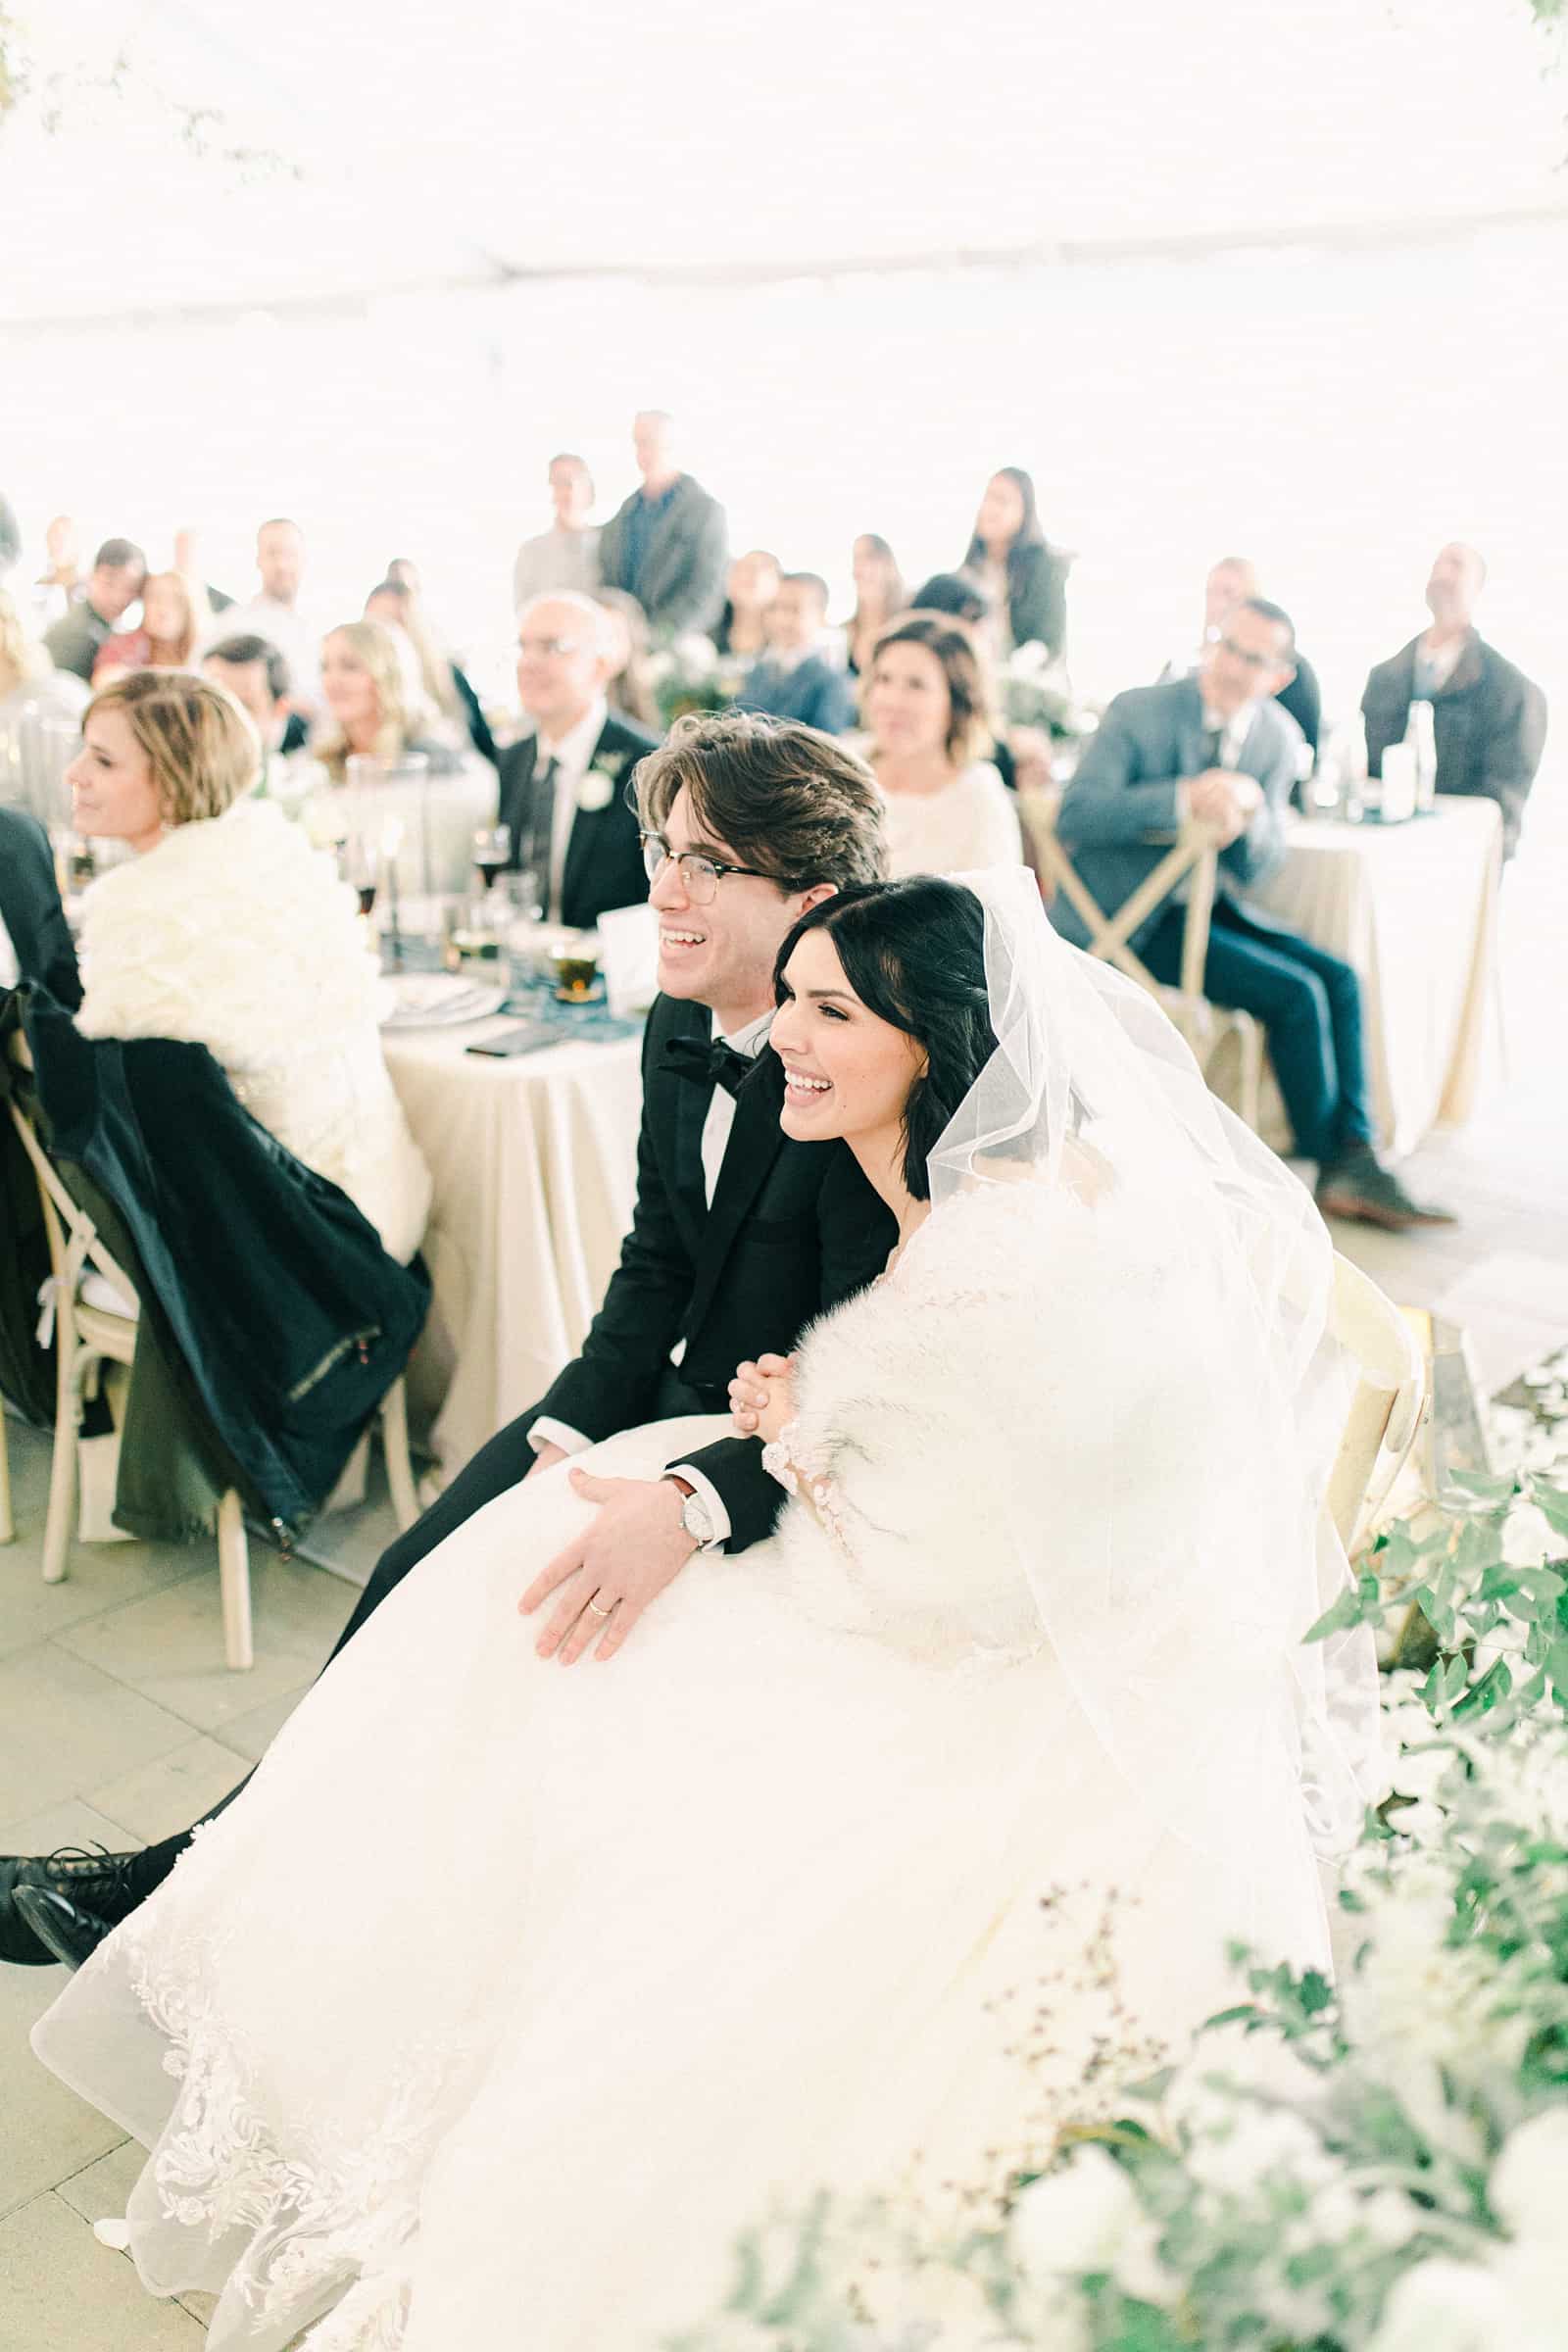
[662,1034,756,1100]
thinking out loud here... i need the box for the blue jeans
[1141,898,1374,1164]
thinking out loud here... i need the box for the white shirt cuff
[528,1416,593,1457]
[663,1462,732,1549]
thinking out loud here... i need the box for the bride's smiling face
[772,926,926,1151]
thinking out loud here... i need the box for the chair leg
[380,1378,420,1534]
[0,1408,13,1544]
[217,1490,253,1673]
[42,1338,85,1586]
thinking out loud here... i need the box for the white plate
[377,974,508,1030]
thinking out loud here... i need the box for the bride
[32,869,1382,2350]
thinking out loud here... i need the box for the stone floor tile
[87,1735,253,1846]
[0,1965,124,2222]
[215,1681,314,1766]
[53,1548,358,1735]
[0,2192,206,2347]
[0,1644,192,1823]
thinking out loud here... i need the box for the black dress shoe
[0,1844,144,1968]
[12,1884,114,1972]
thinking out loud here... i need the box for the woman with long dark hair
[843,530,906,675]
[963,464,1070,660]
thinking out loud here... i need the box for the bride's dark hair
[773,877,999,1200]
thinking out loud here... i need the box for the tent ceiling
[5,0,1563,324]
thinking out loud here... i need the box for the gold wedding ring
[585,1595,614,1618]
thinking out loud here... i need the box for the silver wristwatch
[670,1482,717,1550]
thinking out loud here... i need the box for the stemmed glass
[343,834,381,922]
[471,825,512,901]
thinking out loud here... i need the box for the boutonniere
[576,765,617,813]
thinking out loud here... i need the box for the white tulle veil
[929,867,1386,1877]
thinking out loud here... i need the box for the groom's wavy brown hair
[633,711,886,893]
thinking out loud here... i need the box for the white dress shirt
[217,594,324,712]
[530,695,608,923]
[529,1006,776,1547]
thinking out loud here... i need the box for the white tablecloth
[1249,796,1502,1157]
[383,1017,643,1472]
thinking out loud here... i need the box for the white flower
[1500,1500,1557,1567]
[1367,2256,1542,2352]
[1008,2147,1140,2280]
[1184,2103,1335,2199]
[672,631,719,678]
[576,766,615,813]
[853,2256,1020,2349]
[1488,2109,1568,2244]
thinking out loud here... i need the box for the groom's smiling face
[650,785,821,1031]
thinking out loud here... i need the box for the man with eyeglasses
[498,591,658,929]
[2,713,894,1973]
[1052,598,1454,1230]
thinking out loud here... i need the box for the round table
[1250,795,1502,1156]
[382,1013,643,1472]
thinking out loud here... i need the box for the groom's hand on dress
[519,1471,698,1666]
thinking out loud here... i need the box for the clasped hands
[1185,766,1262,847]
[515,1353,797,1668]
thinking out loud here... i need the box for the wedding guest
[843,533,906,676]
[596,587,662,733]
[1361,543,1547,860]
[860,612,1023,878]
[1054,598,1453,1228]
[64,670,430,1259]
[0,805,80,1008]
[710,549,781,662]
[964,466,1069,660]
[91,570,204,683]
[307,621,474,784]
[737,573,857,735]
[201,634,297,805]
[498,593,655,929]
[0,590,88,788]
[908,570,989,628]
[31,516,84,631]
[220,519,322,732]
[42,538,146,682]
[512,453,602,612]
[597,410,728,638]
[1164,557,1322,759]
[364,578,498,763]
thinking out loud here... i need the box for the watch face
[681,1494,714,1545]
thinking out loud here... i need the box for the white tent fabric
[5,0,1565,324]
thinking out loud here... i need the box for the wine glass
[344,835,380,922]
[472,825,512,900]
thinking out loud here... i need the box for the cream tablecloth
[383,1017,643,1472]
[1249,796,1502,1157]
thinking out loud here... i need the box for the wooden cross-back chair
[1017,788,1266,1133]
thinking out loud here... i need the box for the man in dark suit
[498,594,658,928]
[4,713,893,1970]
[1054,599,1453,1231]
[1361,543,1546,861]
[597,411,728,639]
[0,807,81,1009]
[737,572,858,735]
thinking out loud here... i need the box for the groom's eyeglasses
[641,835,781,906]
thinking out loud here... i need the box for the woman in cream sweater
[66,669,431,1263]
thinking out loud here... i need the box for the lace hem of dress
[120,1856,474,2348]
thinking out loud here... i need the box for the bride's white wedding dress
[35,1183,1342,2352]
[35,871,1381,2348]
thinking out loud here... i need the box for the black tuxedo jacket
[0,808,81,1010]
[496,709,658,931]
[531,991,896,1549]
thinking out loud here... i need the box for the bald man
[498,593,659,930]
[1362,544,1546,859]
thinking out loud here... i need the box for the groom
[3,714,895,1969]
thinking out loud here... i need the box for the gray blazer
[598,474,728,638]
[1052,676,1298,956]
